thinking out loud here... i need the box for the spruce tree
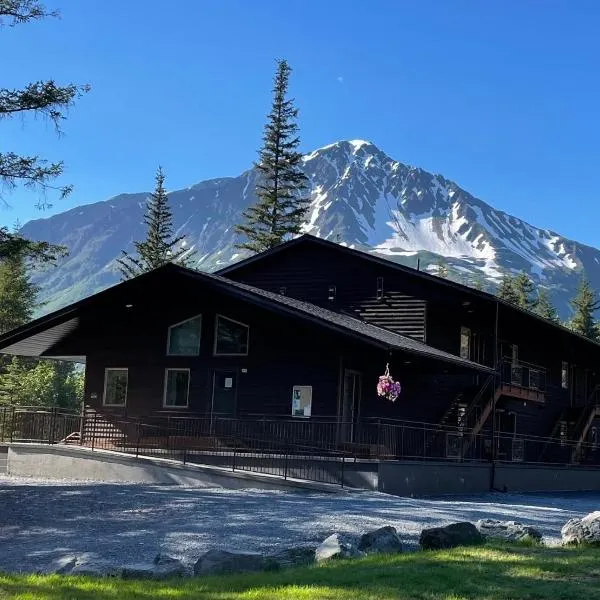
[1,1,89,206]
[497,274,520,305]
[534,288,560,324]
[236,59,309,253]
[117,167,189,280]
[0,252,38,334]
[569,277,600,341]
[513,272,537,310]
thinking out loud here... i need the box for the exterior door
[340,369,362,443]
[211,370,237,417]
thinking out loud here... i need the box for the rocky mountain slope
[21,140,599,317]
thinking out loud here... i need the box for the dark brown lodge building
[1,234,600,470]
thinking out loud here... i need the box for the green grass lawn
[1,543,600,600]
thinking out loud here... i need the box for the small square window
[167,315,202,356]
[214,315,249,356]
[164,369,190,408]
[103,369,128,406]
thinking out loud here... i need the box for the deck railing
[500,358,547,392]
[2,406,600,477]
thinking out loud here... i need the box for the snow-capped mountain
[20,140,599,316]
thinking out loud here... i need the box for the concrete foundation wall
[6,444,600,497]
[494,463,600,493]
[378,460,491,496]
[5,444,337,492]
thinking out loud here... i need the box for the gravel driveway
[0,474,598,573]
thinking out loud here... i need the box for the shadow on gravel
[1,481,599,574]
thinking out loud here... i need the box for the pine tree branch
[0,81,90,131]
[0,152,72,206]
[0,226,67,264]
[0,0,56,26]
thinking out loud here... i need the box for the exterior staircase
[571,392,600,463]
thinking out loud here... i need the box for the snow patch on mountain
[19,139,600,318]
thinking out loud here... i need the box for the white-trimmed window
[103,368,128,406]
[214,315,249,356]
[167,315,202,356]
[163,369,190,408]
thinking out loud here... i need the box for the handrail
[500,356,547,373]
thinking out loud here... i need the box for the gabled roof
[0,263,491,372]
[217,234,600,350]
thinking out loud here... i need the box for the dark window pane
[104,369,128,406]
[168,316,201,356]
[165,370,189,407]
[215,316,248,355]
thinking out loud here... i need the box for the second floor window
[460,326,471,360]
[214,315,249,356]
[167,315,202,356]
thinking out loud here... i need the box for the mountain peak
[20,139,593,319]
[303,139,378,162]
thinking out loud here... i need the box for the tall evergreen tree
[513,272,537,310]
[534,288,560,324]
[117,167,189,280]
[497,274,520,305]
[1,1,89,207]
[236,59,309,253]
[0,252,38,334]
[569,277,600,340]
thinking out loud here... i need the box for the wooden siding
[223,245,428,341]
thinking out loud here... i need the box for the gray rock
[70,558,120,577]
[561,511,600,545]
[315,533,364,562]
[120,564,156,579]
[420,522,484,550]
[193,549,266,575]
[152,553,186,578]
[476,519,543,543]
[38,555,79,575]
[358,526,403,554]
[264,547,315,570]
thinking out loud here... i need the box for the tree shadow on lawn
[2,544,600,600]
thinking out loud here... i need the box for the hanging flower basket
[377,363,401,402]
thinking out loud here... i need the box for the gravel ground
[0,474,598,573]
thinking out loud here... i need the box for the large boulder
[193,549,266,575]
[315,533,363,562]
[264,547,315,570]
[38,554,79,575]
[152,553,186,578]
[358,526,403,554]
[476,519,543,543]
[420,522,484,550]
[69,558,120,577]
[561,511,600,545]
[121,555,187,579]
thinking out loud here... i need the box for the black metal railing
[500,358,547,392]
[2,407,600,486]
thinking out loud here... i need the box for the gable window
[562,361,569,389]
[214,315,249,356]
[103,368,128,406]
[460,326,471,360]
[167,315,202,356]
[164,369,190,408]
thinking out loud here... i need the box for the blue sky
[2,0,600,247]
